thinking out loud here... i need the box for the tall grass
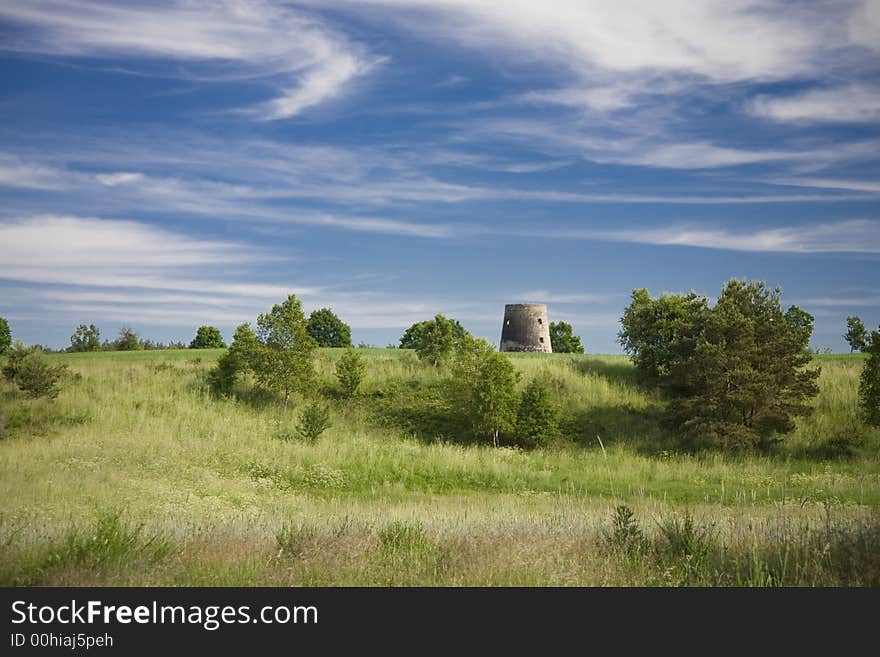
[0,348,876,585]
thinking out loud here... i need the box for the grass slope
[0,349,877,586]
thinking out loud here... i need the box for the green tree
[250,295,318,403]
[618,288,709,385]
[859,327,880,427]
[113,326,142,351]
[0,316,10,355]
[548,321,584,353]
[399,317,469,350]
[665,280,821,450]
[404,314,470,366]
[69,324,101,352]
[2,342,69,399]
[336,347,366,398]
[306,308,352,347]
[449,335,521,446]
[515,377,560,447]
[844,316,868,353]
[189,325,226,349]
[208,323,258,395]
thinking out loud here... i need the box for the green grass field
[1,349,878,586]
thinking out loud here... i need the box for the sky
[0,0,878,353]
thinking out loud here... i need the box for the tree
[663,280,821,450]
[69,324,101,352]
[113,327,142,351]
[402,314,470,366]
[211,295,318,403]
[2,342,68,399]
[189,325,226,349]
[618,288,708,385]
[515,377,560,447]
[399,317,469,350]
[0,316,10,355]
[844,316,868,353]
[306,308,352,348]
[336,347,366,398]
[449,335,521,446]
[549,321,584,354]
[208,323,258,395]
[859,327,880,427]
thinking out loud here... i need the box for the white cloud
[95,172,145,187]
[0,1,375,119]
[540,219,880,253]
[517,291,615,304]
[750,84,880,123]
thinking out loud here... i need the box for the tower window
[539,337,544,343]
[537,318,542,324]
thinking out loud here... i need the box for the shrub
[2,342,69,399]
[604,504,645,554]
[189,326,226,349]
[0,316,10,355]
[515,377,559,447]
[336,347,366,398]
[296,402,331,441]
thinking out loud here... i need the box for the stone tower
[500,304,552,353]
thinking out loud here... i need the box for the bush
[189,326,226,349]
[0,316,10,355]
[336,347,366,398]
[296,402,331,441]
[515,377,559,447]
[2,342,69,399]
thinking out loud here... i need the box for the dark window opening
[539,337,544,343]
[537,318,542,324]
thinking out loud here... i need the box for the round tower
[500,304,552,353]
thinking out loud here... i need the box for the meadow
[1,348,877,586]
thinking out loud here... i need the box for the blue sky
[0,1,878,352]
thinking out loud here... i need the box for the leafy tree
[618,288,708,385]
[189,325,226,349]
[402,314,470,366]
[208,323,258,395]
[449,335,520,446]
[664,280,820,450]
[69,324,101,352]
[515,377,560,447]
[0,316,10,355]
[252,295,318,402]
[844,316,868,353]
[399,317,469,351]
[297,402,331,441]
[336,347,366,398]
[860,327,880,427]
[211,295,317,403]
[548,321,584,354]
[306,308,352,348]
[113,327,142,351]
[2,342,69,399]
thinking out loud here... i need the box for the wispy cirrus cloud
[750,84,880,123]
[536,219,880,254]
[0,0,377,119]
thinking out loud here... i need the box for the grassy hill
[1,348,877,586]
